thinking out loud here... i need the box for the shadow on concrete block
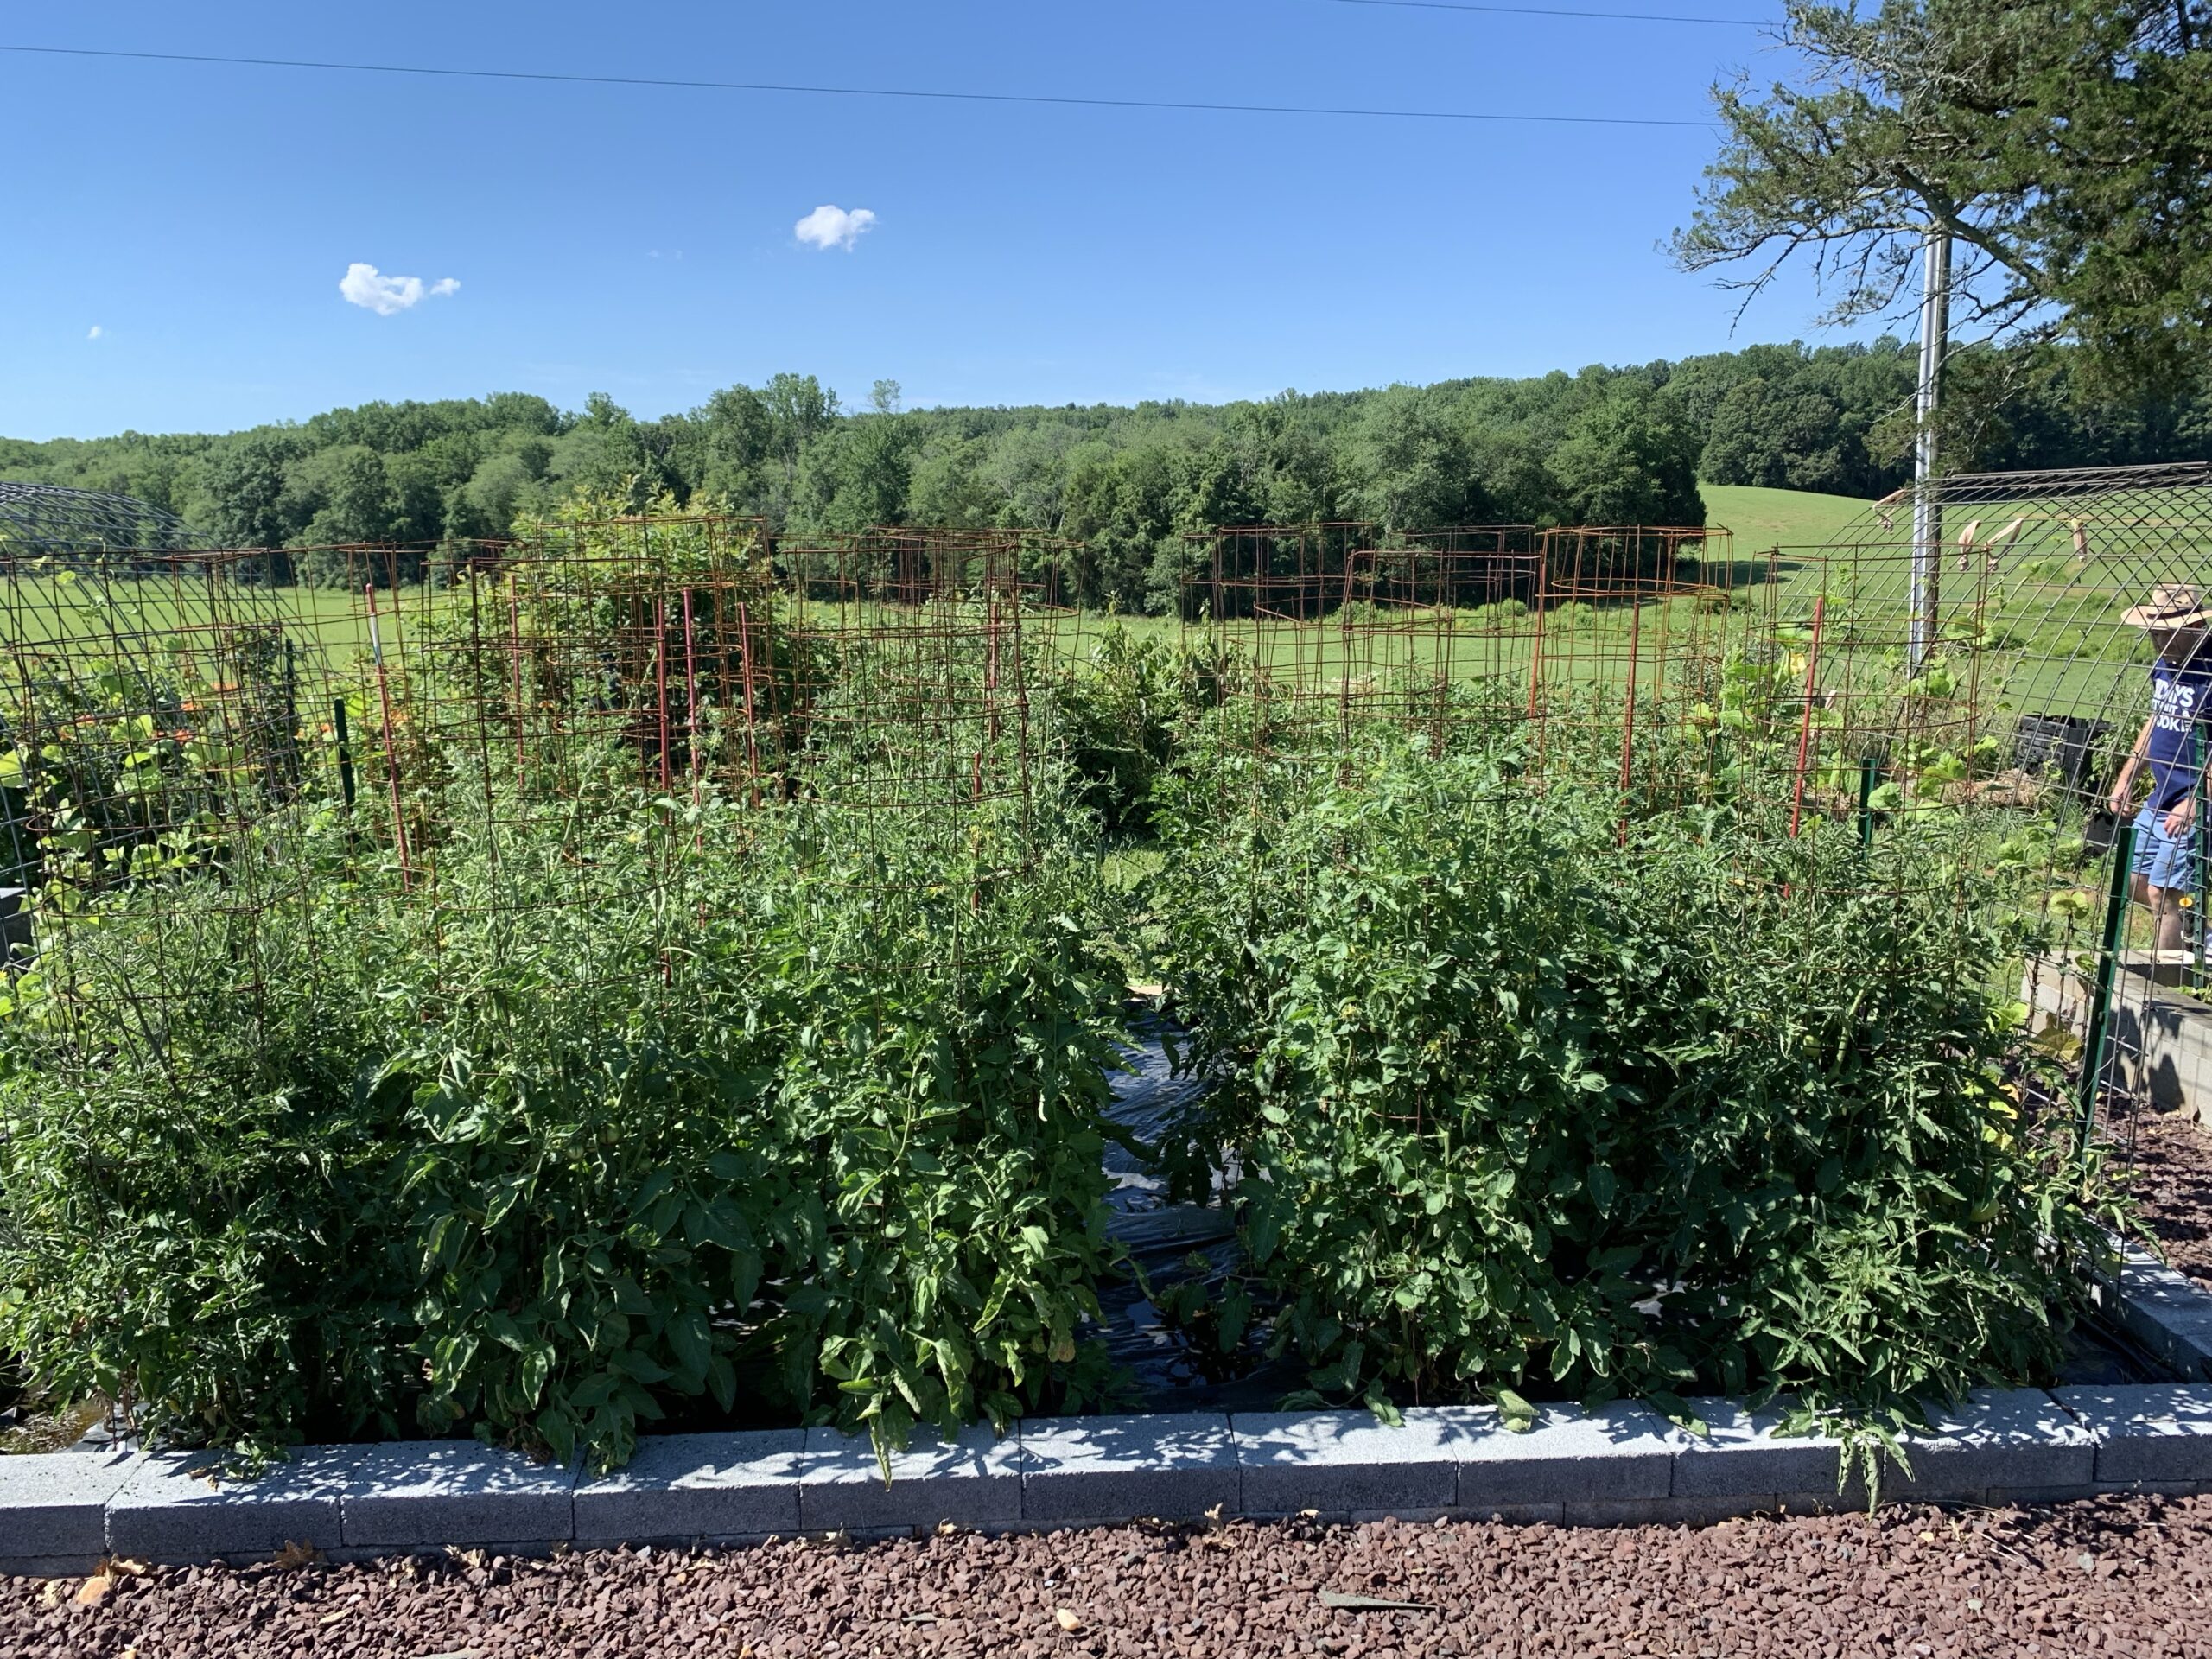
[1450,1401,1675,1510]
[1020,1413,1237,1526]
[2054,1383,2212,1485]
[1233,1409,1462,1518]
[798,1424,1022,1534]
[575,1430,804,1544]
[340,1442,577,1549]
[109,1447,363,1561]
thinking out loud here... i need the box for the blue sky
[2,0,1845,440]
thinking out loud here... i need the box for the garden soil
[2120,1107,2212,1294]
[6,1494,2209,1657]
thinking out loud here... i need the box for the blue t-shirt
[2147,658,2212,810]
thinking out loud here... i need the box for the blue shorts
[2133,802,2199,893]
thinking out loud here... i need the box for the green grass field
[1,573,366,651]
[1700,482,1880,553]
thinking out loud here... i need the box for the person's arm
[2112,715,2156,815]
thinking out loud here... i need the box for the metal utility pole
[1908,227,1951,671]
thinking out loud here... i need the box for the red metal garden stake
[1617,596,1643,849]
[682,588,702,813]
[681,588,705,891]
[654,597,671,793]
[365,582,412,891]
[986,588,1003,746]
[506,571,526,797]
[1526,554,1548,721]
[1788,595,1827,839]
[1526,552,1550,778]
[758,585,779,740]
[970,745,986,915]
[735,600,762,806]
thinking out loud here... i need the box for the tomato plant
[1149,727,2121,1443]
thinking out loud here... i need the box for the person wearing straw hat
[2110,582,2212,950]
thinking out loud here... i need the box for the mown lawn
[1700,481,1878,552]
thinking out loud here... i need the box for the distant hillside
[3,337,2206,613]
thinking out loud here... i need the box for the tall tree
[1548,383,1706,526]
[684,385,773,509]
[1700,377,1849,491]
[762,373,840,492]
[1674,1,2212,397]
[194,432,301,549]
[795,416,912,533]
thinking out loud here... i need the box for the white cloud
[339,263,461,316]
[793,205,876,252]
[86,325,102,340]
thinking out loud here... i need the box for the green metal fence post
[333,697,357,810]
[1858,755,1878,852]
[2196,762,2209,993]
[2078,816,2139,1160]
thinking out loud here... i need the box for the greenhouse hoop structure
[0,481,199,565]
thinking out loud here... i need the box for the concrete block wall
[5,1384,2209,1574]
[2093,1241,2212,1381]
[2023,952,2212,1128]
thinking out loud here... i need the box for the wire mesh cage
[1179,519,1742,793]
[0,512,1144,1459]
[1166,480,2212,1232]
[3,480,2203,1455]
[0,513,1107,1069]
[0,482,199,567]
[1758,461,2212,1203]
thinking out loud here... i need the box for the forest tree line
[6,336,2210,613]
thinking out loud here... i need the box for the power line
[1330,0,1765,23]
[0,42,1719,129]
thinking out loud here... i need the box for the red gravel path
[2122,1109,2212,1294]
[7,1495,2210,1659]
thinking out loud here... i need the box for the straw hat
[2123,582,2212,630]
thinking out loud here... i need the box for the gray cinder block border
[2091,1236,2212,1380]
[0,1383,2199,1576]
[2053,1383,2212,1486]
[575,1429,804,1545]
[1,1261,2208,1575]
[106,1446,359,1564]
[0,1449,141,1576]
[1235,1408,1460,1520]
[1022,1412,1238,1528]
[798,1423,1024,1535]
